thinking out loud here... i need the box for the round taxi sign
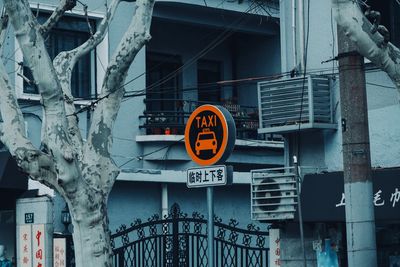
[185,105,236,166]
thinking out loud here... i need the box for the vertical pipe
[337,26,377,267]
[292,0,297,69]
[298,0,305,71]
[207,187,214,267]
[294,156,307,267]
[161,183,169,219]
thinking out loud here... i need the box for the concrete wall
[237,34,281,107]
[279,0,400,172]
[277,0,400,265]
[2,0,283,170]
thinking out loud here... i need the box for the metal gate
[111,204,269,267]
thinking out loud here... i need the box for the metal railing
[140,99,262,140]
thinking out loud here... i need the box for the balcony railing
[139,98,264,140]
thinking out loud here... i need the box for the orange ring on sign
[185,105,229,166]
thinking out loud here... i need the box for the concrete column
[161,183,169,218]
[337,26,377,267]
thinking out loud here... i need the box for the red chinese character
[37,263,42,267]
[275,238,280,244]
[23,256,29,264]
[275,259,281,266]
[35,249,43,260]
[23,233,28,241]
[36,230,42,246]
[275,248,281,256]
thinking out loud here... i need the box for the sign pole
[207,186,214,267]
[184,105,236,267]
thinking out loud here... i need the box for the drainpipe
[298,0,305,71]
[161,183,169,218]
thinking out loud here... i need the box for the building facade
[254,0,400,266]
[0,0,284,263]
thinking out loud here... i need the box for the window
[16,6,108,101]
[146,52,182,114]
[197,60,222,104]
[22,13,95,98]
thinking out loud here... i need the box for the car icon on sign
[196,129,217,155]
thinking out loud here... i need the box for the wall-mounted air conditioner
[251,168,298,222]
[257,75,337,134]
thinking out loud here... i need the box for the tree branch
[40,0,77,36]
[84,0,155,191]
[52,0,121,160]
[332,0,400,90]
[4,0,80,185]
[0,59,60,190]
[0,14,8,52]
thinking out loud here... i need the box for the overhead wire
[140,2,259,96]
[296,0,311,163]
[118,137,184,168]
[68,1,261,116]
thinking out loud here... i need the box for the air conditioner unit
[258,75,337,134]
[251,168,298,222]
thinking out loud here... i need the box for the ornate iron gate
[111,204,269,267]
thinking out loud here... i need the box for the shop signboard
[299,169,400,221]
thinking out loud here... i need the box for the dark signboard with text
[299,168,400,221]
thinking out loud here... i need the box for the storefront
[301,168,400,267]
[0,151,28,265]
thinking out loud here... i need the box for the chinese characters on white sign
[18,225,32,267]
[32,224,45,267]
[269,228,281,267]
[187,165,232,188]
[53,238,66,267]
[18,224,46,267]
[335,188,400,208]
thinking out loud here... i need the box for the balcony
[139,99,264,140]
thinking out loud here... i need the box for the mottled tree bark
[0,0,155,266]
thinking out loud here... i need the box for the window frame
[145,51,183,112]
[14,3,108,104]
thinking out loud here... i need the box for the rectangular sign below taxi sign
[187,165,233,188]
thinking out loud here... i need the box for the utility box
[257,75,337,134]
[16,196,53,267]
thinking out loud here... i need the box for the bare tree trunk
[0,0,154,265]
[65,185,113,267]
[71,204,112,267]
